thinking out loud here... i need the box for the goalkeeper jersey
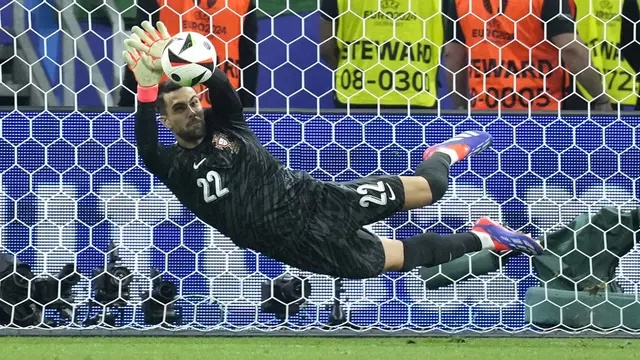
[134,69,322,247]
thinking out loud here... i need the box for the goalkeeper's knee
[414,153,450,203]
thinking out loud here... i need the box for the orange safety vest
[157,0,249,108]
[456,0,575,111]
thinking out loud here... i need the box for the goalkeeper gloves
[122,21,171,87]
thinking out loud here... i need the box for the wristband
[137,84,159,103]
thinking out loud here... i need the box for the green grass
[0,337,637,360]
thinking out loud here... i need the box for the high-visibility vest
[575,0,638,105]
[334,0,443,108]
[456,0,575,111]
[157,0,249,107]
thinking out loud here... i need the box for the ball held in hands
[160,32,217,87]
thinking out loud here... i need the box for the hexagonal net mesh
[0,0,639,334]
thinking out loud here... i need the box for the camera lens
[158,283,176,298]
[108,265,132,287]
[280,279,303,302]
[12,264,32,288]
[152,282,177,303]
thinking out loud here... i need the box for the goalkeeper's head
[156,80,206,145]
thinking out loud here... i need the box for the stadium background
[2,0,453,109]
[0,0,639,334]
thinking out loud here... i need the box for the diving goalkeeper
[124,21,543,280]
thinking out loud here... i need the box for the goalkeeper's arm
[203,68,246,128]
[124,21,173,180]
[134,96,171,180]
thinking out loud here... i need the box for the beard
[177,117,207,142]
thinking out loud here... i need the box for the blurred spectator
[318,1,445,110]
[119,0,258,108]
[620,0,640,111]
[575,0,639,110]
[443,0,611,112]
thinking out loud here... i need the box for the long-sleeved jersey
[134,70,322,251]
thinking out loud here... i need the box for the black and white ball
[161,32,217,87]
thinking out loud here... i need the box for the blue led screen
[0,110,638,331]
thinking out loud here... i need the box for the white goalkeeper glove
[126,21,171,73]
[122,33,162,88]
[122,21,171,87]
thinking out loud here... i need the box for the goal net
[0,0,639,334]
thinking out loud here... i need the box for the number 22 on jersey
[197,170,230,203]
[356,181,395,207]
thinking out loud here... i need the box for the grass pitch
[1,336,637,360]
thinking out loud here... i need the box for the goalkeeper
[124,21,543,280]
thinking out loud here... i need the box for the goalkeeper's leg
[290,131,540,279]
[399,130,493,210]
[383,130,542,273]
[291,218,542,279]
[381,217,544,273]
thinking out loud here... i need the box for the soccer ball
[160,32,217,87]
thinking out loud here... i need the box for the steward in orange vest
[620,0,640,111]
[119,0,258,108]
[443,0,610,112]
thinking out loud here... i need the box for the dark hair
[156,80,184,115]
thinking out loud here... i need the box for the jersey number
[356,181,395,208]
[197,170,229,203]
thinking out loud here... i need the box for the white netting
[0,0,639,334]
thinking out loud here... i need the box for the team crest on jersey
[212,132,239,153]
